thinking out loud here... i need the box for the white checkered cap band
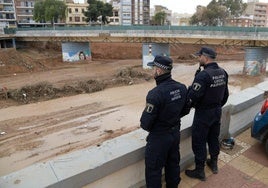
[202,52,215,58]
[154,61,172,70]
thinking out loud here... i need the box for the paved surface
[179,127,268,188]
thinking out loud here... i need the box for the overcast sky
[150,0,268,14]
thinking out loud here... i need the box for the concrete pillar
[12,38,16,48]
[3,40,6,48]
[243,47,268,76]
[142,43,170,69]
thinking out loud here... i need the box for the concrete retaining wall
[1,81,268,188]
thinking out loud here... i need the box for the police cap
[195,47,217,59]
[147,55,173,70]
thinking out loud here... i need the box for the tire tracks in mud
[0,102,134,160]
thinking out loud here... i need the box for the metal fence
[7,25,268,33]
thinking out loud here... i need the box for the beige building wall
[109,0,120,25]
[66,2,88,26]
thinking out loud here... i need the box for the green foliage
[153,11,167,25]
[84,0,113,25]
[220,0,247,17]
[190,0,247,26]
[33,1,45,23]
[33,0,67,25]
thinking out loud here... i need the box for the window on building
[114,11,118,16]
[69,17,72,21]
[82,9,84,13]
[75,17,80,22]
[75,8,78,13]
[69,8,72,13]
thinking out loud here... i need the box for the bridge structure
[7,25,268,46]
[1,25,268,73]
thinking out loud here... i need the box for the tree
[190,0,247,26]
[190,6,207,26]
[84,0,113,25]
[33,1,45,23]
[218,0,247,17]
[206,1,229,26]
[152,11,167,26]
[33,0,67,26]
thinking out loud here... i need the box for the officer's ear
[154,66,160,73]
[156,67,165,75]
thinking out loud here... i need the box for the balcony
[0,0,13,4]
[16,13,33,16]
[16,6,34,9]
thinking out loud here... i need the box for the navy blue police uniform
[186,47,229,179]
[140,55,189,188]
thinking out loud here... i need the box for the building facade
[0,0,16,28]
[66,1,88,26]
[151,5,172,25]
[109,0,120,25]
[121,0,150,26]
[226,15,253,27]
[14,0,41,27]
[1,0,151,28]
[244,1,268,27]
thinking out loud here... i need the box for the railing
[3,26,268,46]
[13,25,268,33]
[12,26,268,40]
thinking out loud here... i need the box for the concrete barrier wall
[1,80,268,188]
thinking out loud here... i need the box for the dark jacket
[140,73,189,133]
[188,62,229,109]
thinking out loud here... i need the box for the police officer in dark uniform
[140,55,189,188]
[185,47,229,181]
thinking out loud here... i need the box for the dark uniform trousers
[192,107,222,168]
[145,129,181,188]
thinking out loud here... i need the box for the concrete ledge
[227,87,264,114]
[229,101,263,137]
[0,130,148,188]
[227,81,268,137]
[0,163,57,188]
[219,105,232,139]
[256,80,268,92]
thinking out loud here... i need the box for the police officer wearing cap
[185,47,229,181]
[140,55,190,188]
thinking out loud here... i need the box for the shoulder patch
[192,83,201,91]
[145,103,154,113]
